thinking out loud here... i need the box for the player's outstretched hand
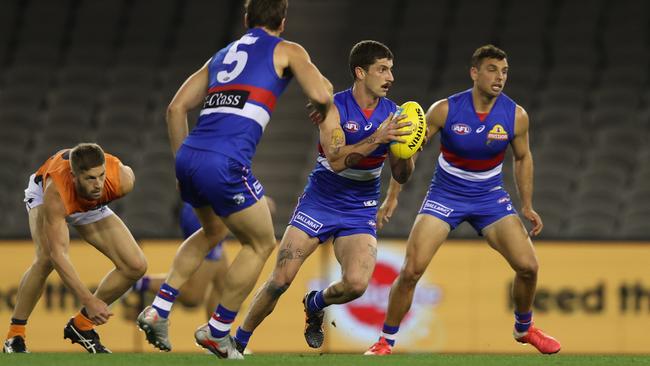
[521,207,543,237]
[375,113,411,144]
[85,296,114,325]
[376,197,398,230]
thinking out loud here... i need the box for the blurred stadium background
[0,0,649,356]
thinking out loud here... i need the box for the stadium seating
[0,0,647,241]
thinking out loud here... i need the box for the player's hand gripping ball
[389,101,426,159]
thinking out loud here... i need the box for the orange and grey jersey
[34,149,123,216]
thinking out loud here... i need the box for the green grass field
[2,353,650,366]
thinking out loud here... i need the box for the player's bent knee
[401,266,425,286]
[122,257,148,281]
[251,236,276,258]
[515,260,539,280]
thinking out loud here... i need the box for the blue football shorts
[288,192,377,243]
[176,145,264,218]
[418,185,517,234]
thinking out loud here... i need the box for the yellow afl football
[389,101,426,159]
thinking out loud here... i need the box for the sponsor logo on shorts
[363,200,377,207]
[253,180,263,195]
[497,196,510,204]
[422,200,454,217]
[293,211,323,233]
[343,121,360,133]
[233,193,245,205]
[451,123,472,135]
[506,204,513,211]
[368,220,376,228]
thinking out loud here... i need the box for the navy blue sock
[514,311,533,333]
[152,283,179,318]
[306,290,327,313]
[234,327,253,348]
[10,318,27,326]
[380,323,399,346]
[209,304,237,338]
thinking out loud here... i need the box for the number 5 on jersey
[217,35,259,83]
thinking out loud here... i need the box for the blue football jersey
[183,27,292,166]
[303,89,397,209]
[432,89,516,195]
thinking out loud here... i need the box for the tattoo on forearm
[344,152,364,168]
[365,136,376,144]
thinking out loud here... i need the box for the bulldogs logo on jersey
[486,123,508,144]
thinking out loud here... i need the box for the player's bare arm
[119,162,135,194]
[40,182,112,324]
[319,105,411,172]
[166,63,210,156]
[277,41,333,118]
[425,98,448,140]
[511,105,543,236]
[377,99,449,229]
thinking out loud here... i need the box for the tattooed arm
[319,104,412,172]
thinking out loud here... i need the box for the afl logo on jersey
[451,123,472,135]
[343,121,361,133]
[487,124,508,141]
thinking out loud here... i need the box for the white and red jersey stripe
[316,155,383,181]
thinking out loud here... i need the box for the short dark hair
[349,40,394,80]
[471,44,507,69]
[245,0,288,31]
[70,143,105,176]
